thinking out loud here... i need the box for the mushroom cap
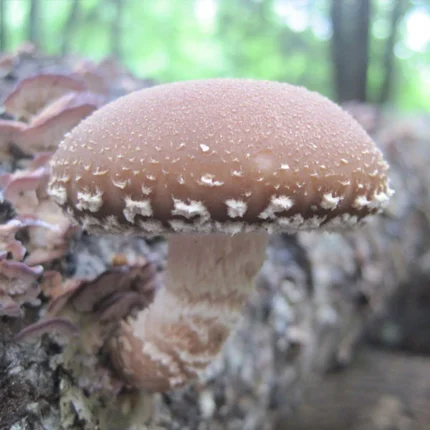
[48,79,393,235]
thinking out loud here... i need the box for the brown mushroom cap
[48,79,393,235]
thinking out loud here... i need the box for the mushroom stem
[110,232,268,392]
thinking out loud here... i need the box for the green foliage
[1,0,429,111]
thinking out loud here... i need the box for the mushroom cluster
[0,72,105,315]
[48,78,393,392]
[0,51,168,428]
[16,259,159,397]
[0,73,104,157]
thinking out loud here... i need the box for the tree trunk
[0,0,6,51]
[379,0,407,104]
[110,0,124,60]
[61,0,80,56]
[28,0,41,47]
[331,0,371,102]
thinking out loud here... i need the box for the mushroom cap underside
[48,78,393,235]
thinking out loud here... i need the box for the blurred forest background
[0,0,429,109]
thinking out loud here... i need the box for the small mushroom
[0,292,22,317]
[15,317,79,340]
[2,166,49,212]
[3,73,87,120]
[48,79,394,392]
[72,60,110,95]
[0,254,43,315]
[29,91,104,125]
[0,219,27,260]
[1,161,74,266]
[15,91,104,154]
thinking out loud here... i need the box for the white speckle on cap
[93,167,109,176]
[172,198,210,221]
[280,163,290,170]
[198,174,224,187]
[112,178,128,189]
[48,185,67,205]
[321,192,342,210]
[225,199,247,218]
[123,197,153,223]
[259,195,294,220]
[353,195,371,209]
[368,189,393,209]
[141,184,152,195]
[200,144,210,152]
[232,169,243,177]
[76,189,103,212]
